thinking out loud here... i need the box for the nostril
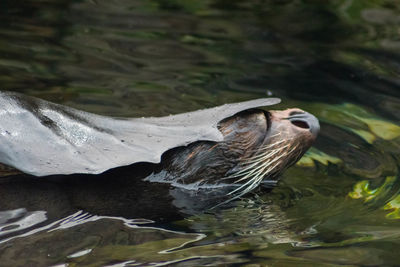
[290,120,310,129]
[289,111,305,117]
[287,110,319,136]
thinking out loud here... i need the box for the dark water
[1,0,400,266]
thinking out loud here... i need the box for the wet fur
[155,110,267,186]
[153,108,313,201]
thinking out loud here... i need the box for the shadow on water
[1,0,400,266]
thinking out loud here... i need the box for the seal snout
[287,110,320,138]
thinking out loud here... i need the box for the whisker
[254,138,286,151]
[246,135,283,153]
[221,141,294,181]
[227,176,257,196]
[230,157,271,177]
[216,135,302,208]
[227,146,291,193]
[233,157,275,182]
[228,162,271,195]
[245,143,290,164]
[223,157,271,180]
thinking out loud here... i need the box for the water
[1,0,400,266]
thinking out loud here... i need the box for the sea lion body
[0,92,319,216]
[0,110,318,220]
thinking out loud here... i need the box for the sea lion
[0,91,282,177]
[0,92,319,222]
[0,92,318,203]
[147,108,318,202]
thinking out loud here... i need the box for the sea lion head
[214,108,319,197]
[156,107,319,199]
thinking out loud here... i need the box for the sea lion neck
[218,109,268,152]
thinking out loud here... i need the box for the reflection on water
[0,210,209,266]
[0,209,47,238]
[1,0,400,265]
